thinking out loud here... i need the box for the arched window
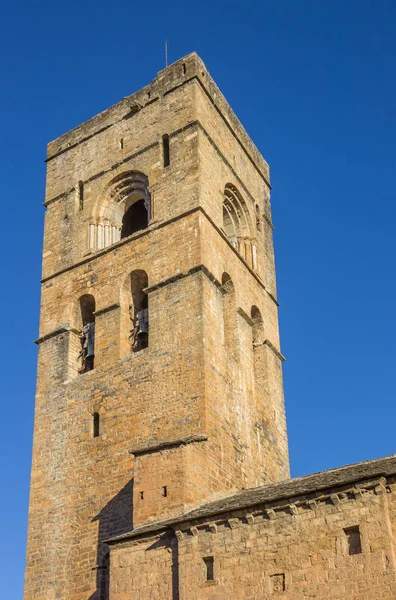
[121,270,149,355]
[251,305,264,346]
[251,305,267,394]
[90,171,151,251]
[221,272,235,295]
[223,203,238,248]
[78,294,96,373]
[222,184,255,269]
[121,198,148,238]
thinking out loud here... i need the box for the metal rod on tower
[165,39,168,67]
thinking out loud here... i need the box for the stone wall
[109,455,396,599]
[24,53,289,599]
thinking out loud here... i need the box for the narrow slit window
[344,526,362,555]
[78,180,84,210]
[203,556,214,581]
[182,63,187,75]
[162,485,168,497]
[93,413,100,438]
[119,138,124,149]
[163,134,170,167]
[139,491,144,500]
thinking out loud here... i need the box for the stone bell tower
[24,53,289,599]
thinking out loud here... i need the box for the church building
[24,53,396,600]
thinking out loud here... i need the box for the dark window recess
[344,526,362,555]
[131,293,149,352]
[139,491,144,500]
[163,134,170,167]
[182,63,187,75]
[93,413,100,438]
[121,199,148,238]
[162,485,168,497]
[203,556,214,581]
[78,180,84,210]
[120,138,124,149]
[78,295,95,374]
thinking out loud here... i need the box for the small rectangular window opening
[203,556,214,581]
[119,138,124,149]
[162,485,168,497]
[78,180,84,210]
[182,63,187,75]
[163,134,170,167]
[93,412,100,438]
[344,526,362,555]
[271,573,285,592]
[139,491,144,500]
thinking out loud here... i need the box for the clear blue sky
[1,0,395,596]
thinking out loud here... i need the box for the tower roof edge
[45,52,269,183]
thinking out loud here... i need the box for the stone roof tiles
[107,453,396,544]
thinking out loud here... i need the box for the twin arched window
[77,270,150,374]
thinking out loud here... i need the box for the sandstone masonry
[25,52,394,600]
[108,455,396,599]
[25,53,288,599]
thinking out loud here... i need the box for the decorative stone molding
[146,264,221,295]
[375,479,387,495]
[35,326,80,345]
[237,307,254,326]
[94,303,120,318]
[129,434,208,457]
[228,518,239,529]
[107,456,396,546]
[352,488,364,500]
[263,339,285,362]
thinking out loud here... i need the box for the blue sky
[1,0,395,596]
